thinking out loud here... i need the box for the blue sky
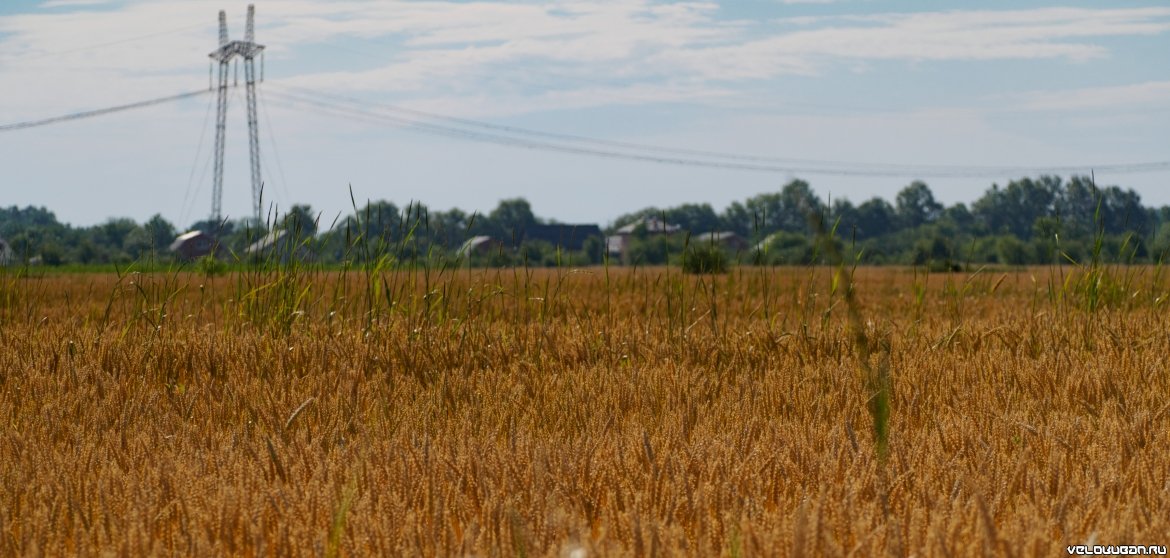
[1,0,1167,228]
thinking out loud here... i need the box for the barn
[169,230,217,261]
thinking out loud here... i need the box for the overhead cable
[0,89,210,133]
[269,83,1034,174]
[264,88,1170,178]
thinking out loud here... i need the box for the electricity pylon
[209,4,265,225]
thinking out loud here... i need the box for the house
[605,235,626,256]
[753,232,779,254]
[457,235,500,258]
[245,230,313,262]
[606,216,681,256]
[170,230,218,261]
[0,236,11,266]
[459,225,603,259]
[615,216,680,236]
[692,231,749,251]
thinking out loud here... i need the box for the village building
[692,231,749,251]
[605,216,681,256]
[457,235,499,258]
[245,229,309,262]
[460,224,603,259]
[240,229,315,262]
[169,230,218,261]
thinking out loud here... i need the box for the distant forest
[3,175,1169,268]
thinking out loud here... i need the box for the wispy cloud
[1,2,1168,118]
[39,0,111,8]
[273,5,1170,101]
[659,7,1170,82]
[1009,80,1170,112]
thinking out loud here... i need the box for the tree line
[2,175,1168,268]
[614,175,1169,267]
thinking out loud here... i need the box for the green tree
[720,201,751,237]
[625,234,676,265]
[122,227,155,261]
[972,176,1060,238]
[895,181,942,229]
[940,203,975,234]
[1098,185,1148,236]
[1055,176,1100,239]
[777,180,824,232]
[728,180,824,236]
[853,197,897,239]
[433,208,470,249]
[662,203,721,234]
[1152,222,1170,262]
[757,231,813,265]
[343,201,402,251]
[489,198,538,238]
[580,236,604,265]
[143,214,177,253]
[93,218,138,253]
[912,234,954,270]
[283,204,319,238]
[829,198,858,237]
[996,236,1029,265]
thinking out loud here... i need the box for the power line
[263,88,1170,179]
[2,80,1167,183]
[177,93,217,229]
[258,88,293,208]
[260,91,930,176]
[267,83,990,173]
[0,89,210,133]
[267,83,1170,177]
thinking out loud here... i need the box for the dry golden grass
[1,265,1168,556]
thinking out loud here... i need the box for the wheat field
[1,264,1167,556]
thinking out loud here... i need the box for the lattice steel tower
[209,4,265,224]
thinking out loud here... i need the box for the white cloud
[39,0,111,8]
[660,7,1170,81]
[392,82,738,119]
[265,4,1170,109]
[1008,80,1170,112]
[1,1,1168,229]
[2,2,1168,119]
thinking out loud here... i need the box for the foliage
[2,174,1168,269]
[681,242,728,274]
